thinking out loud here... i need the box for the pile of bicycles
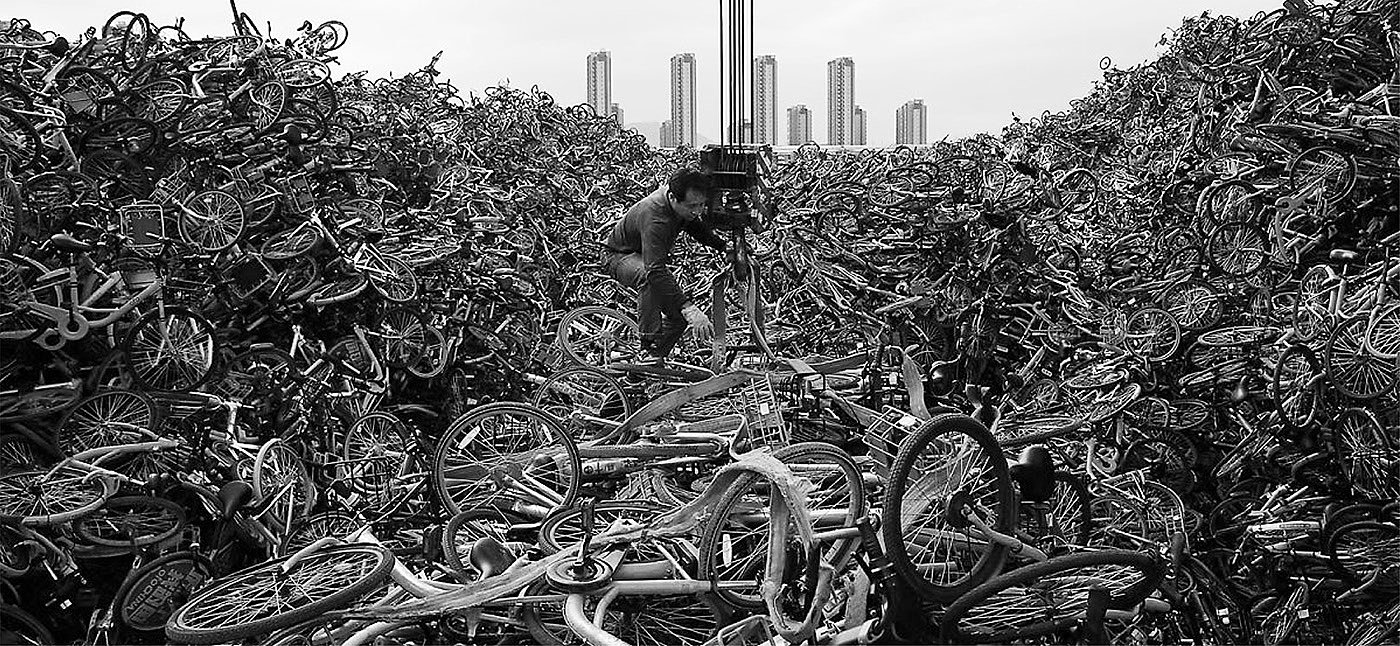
[2,0,1399,644]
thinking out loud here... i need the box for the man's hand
[682,304,713,341]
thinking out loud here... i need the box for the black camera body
[698,144,774,233]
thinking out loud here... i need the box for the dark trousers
[601,251,687,357]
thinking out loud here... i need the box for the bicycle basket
[165,275,215,307]
[864,407,921,479]
[113,257,159,291]
[734,373,787,452]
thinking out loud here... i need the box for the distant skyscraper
[611,103,623,124]
[729,118,753,143]
[586,51,611,118]
[787,104,812,145]
[755,55,777,144]
[896,99,928,145]
[827,57,855,145]
[670,53,697,146]
[660,120,675,148]
[853,105,867,145]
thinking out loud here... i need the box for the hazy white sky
[16,1,1280,145]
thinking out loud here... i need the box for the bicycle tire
[57,389,157,456]
[1330,409,1396,501]
[0,382,81,422]
[0,105,41,172]
[1326,317,1399,400]
[339,411,411,502]
[177,189,245,252]
[112,550,214,633]
[557,306,641,367]
[940,549,1165,643]
[164,544,393,644]
[441,506,530,583]
[698,441,865,610]
[121,306,215,391]
[260,224,323,261]
[530,366,633,442]
[251,439,316,531]
[366,254,419,303]
[882,413,1015,603]
[0,603,53,644]
[1325,520,1400,590]
[372,306,429,369]
[0,467,115,525]
[1272,344,1323,430]
[306,274,368,306]
[433,402,581,516]
[74,495,186,549]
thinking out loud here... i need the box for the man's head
[666,169,714,222]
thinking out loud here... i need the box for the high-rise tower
[585,51,611,118]
[670,53,697,146]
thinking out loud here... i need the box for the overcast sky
[18,1,1280,146]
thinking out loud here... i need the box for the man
[600,169,726,363]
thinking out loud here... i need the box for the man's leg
[603,252,657,354]
[645,265,689,358]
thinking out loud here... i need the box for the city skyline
[24,1,1284,146]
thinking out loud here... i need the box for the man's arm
[682,218,728,253]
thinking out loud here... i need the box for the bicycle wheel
[699,441,865,609]
[339,412,411,503]
[1123,307,1180,361]
[121,306,215,392]
[57,389,157,456]
[941,549,1164,643]
[113,551,214,633]
[177,190,245,252]
[1366,303,1400,359]
[164,544,393,644]
[306,274,368,306]
[882,414,1015,602]
[1326,520,1400,591]
[0,603,53,644]
[212,347,294,403]
[1331,409,1398,501]
[0,467,115,525]
[365,254,418,303]
[1326,317,1399,400]
[1022,472,1094,550]
[372,306,429,369]
[434,402,581,516]
[1288,145,1356,203]
[1160,280,1222,332]
[1206,221,1268,277]
[0,383,81,423]
[530,367,632,442]
[260,224,322,261]
[0,106,41,171]
[79,117,159,156]
[252,440,316,532]
[557,306,641,366]
[1271,344,1323,429]
[74,495,186,549]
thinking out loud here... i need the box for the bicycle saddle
[1328,248,1361,265]
[468,536,516,578]
[217,481,255,520]
[1008,445,1056,503]
[48,233,92,254]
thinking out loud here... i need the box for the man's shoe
[635,350,666,367]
